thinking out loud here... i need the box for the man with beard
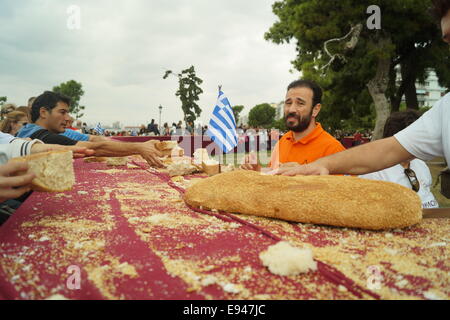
[241,79,345,171]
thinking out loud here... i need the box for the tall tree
[232,105,245,125]
[53,80,86,119]
[265,0,450,139]
[0,96,6,108]
[163,66,203,124]
[248,103,276,128]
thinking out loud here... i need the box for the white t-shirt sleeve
[0,132,15,144]
[394,96,445,161]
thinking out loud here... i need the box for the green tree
[163,66,203,124]
[272,117,287,131]
[265,0,450,139]
[53,80,86,119]
[232,105,245,125]
[0,96,6,108]
[248,103,276,128]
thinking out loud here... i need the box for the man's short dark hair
[287,79,322,107]
[431,0,450,21]
[383,109,421,138]
[31,91,71,122]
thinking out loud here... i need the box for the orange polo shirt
[270,123,345,169]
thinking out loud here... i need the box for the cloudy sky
[0,0,299,127]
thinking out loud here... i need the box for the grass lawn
[213,152,450,208]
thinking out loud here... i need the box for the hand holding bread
[139,140,164,168]
[11,150,75,192]
[0,161,35,202]
[240,152,261,172]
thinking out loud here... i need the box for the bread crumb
[427,242,446,248]
[222,283,241,294]
[423,290,444,300]
[338,285,348,292]
[259,241,317,276]
[45,294,69,300]
[201,275,217,286]
[384,248,398,256]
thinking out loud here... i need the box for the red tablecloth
[0,159,448,300]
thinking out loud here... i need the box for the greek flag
[206,90,238,153]
[93,122,105,135]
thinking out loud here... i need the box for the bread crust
[184,170,423,230]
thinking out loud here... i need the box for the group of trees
[264,0,450,140]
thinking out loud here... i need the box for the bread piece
[167,161,198,177]
[202,160,220,176]
[193,148,210,165]
[259,242,317,276]
[106,157,128,166]
[156,140,178,151]
[84,157,108,163]
[184,170,423,230]
[11,150,75,192]
[160,146,184,158]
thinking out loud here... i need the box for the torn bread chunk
[11,150,75,192]
[155,140,178,151]
[106,157,128,166]
[202,159,220,176]
[259,242,317,276]
[193,148,210,165]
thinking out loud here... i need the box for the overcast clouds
[0,0,299,127]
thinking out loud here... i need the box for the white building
[415,70,447,107]
[397,69,447,108]
[271,101,284,120]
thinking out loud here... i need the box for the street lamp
[158,105,162,132]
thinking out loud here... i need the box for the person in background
[170,122,177,135]
[185,121,194,135]
[176,121,183,135]
[0,111,28,136]
[1,104,16,121]
[65,116,77,131]
[27,97,36,109]
[163,123,170,136]
[16,106,31,123]
[147,119,160,136]
[359,110,439,208]
[242,79,345,171]
[139,125,146,136]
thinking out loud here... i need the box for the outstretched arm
[274,137,414,176]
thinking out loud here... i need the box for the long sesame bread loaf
[183,170,423,230]
[11,150,75,192]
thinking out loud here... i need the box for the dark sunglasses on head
[404,168,420,192]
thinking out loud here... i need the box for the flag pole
[218,85,223,167]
